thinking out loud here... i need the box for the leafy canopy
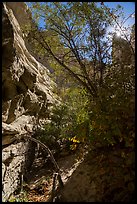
[26,2,135,148]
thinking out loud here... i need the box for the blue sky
[103,2,135,40]
[26,2,135,61]
[103,2,135,26]
[26,2,135,29]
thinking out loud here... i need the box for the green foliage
[88,62,135,147]
[35,86,92,147]
[36,62,135,149]
[35,105,73,144]
[26,2,134,149]
[8,191,28,202]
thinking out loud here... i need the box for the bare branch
[101,2,135,55]
[33,30,97,96]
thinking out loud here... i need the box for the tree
[26,2,135,147]
[25,2,115,97]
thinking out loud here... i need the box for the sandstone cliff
[2,2,59,201]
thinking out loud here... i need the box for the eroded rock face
[2,142,28,201]
[2,2,59,201]
[112,29,135,65]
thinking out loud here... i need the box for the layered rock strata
[2,2,59,201]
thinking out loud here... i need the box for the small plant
[8,190,29,202]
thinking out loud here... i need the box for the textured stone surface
[112,29,135,65]
[2,2,59,132]
[58,146,135,202]
[2,142,27,201]
[2,2,59,201]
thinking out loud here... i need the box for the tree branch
[31,28,97,97]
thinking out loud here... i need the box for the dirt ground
[12,144,135,202]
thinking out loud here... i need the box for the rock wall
[2,2,59,201]
[112,27,135,65]
[59,146,135,202]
